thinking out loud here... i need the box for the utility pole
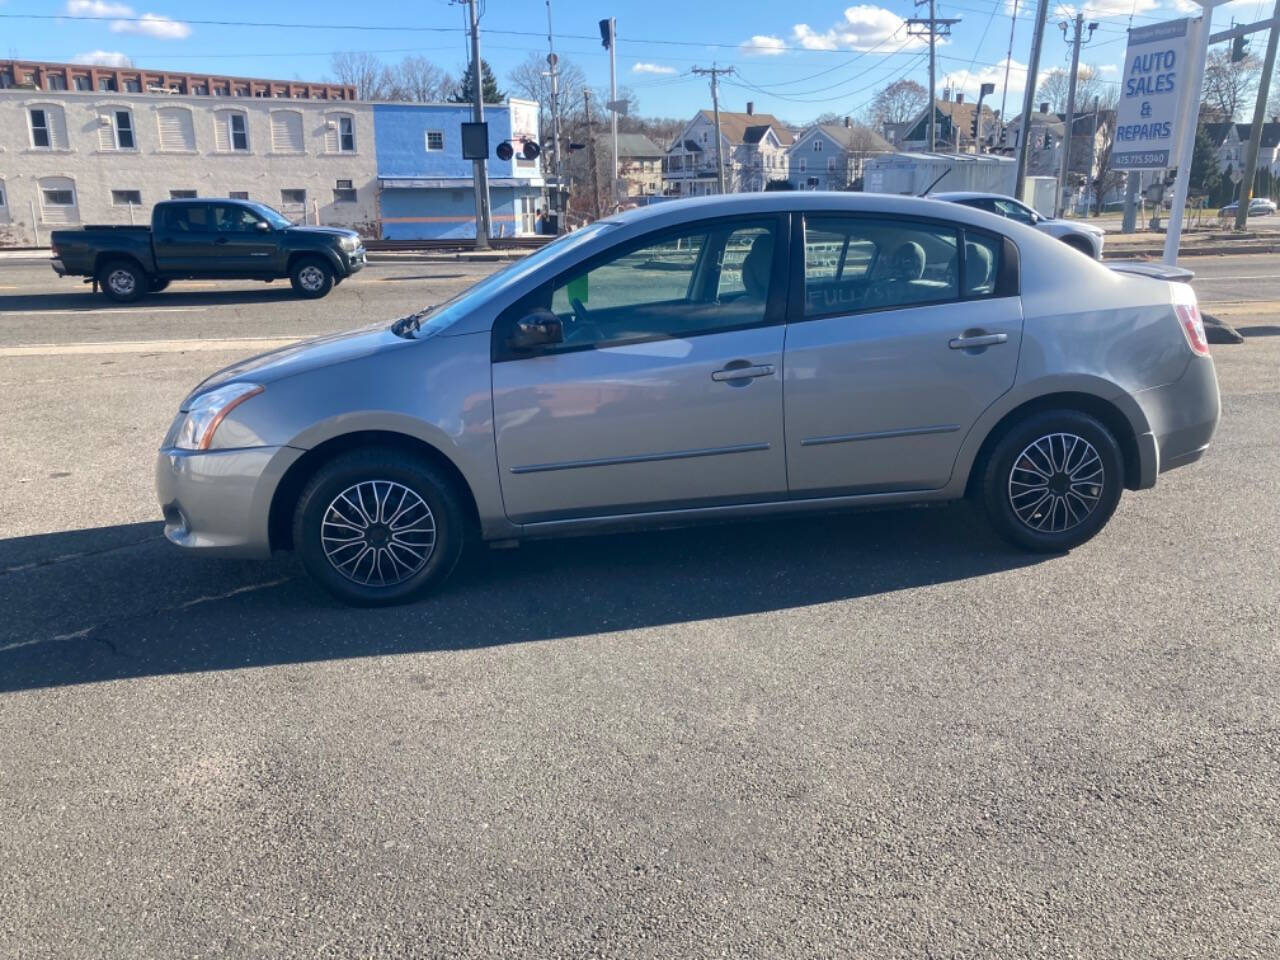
[461,0,491,249]
[545,0,563,234]
[601,17,619,209]
[1056,14,1097,216]
[1014,0,1052,200]
[692,64,734,193]
[584,89,602,219]
[1234,0,1279,231]
[908,2,961,152]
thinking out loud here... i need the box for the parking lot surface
[1,255,1278,958]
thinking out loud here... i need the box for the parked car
[932,191,1107,259]
[51,198,366,303]
[1217,197,1278,218]
[157,193,1219,605]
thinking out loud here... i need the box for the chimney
[956,92,964,104]
[1039,102,1049,114]
[746,101,754,115]
[844,116,851,128]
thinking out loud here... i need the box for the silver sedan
[157,193,1220,605]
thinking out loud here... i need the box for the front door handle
[712,362,775,382]
[949,332,1008,350]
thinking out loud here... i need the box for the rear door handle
[949,332,1008,349]
[712,362,775,382]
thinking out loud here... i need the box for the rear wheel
[97,260,146,303]
[293,448,466,606]
[980,410,1123,553]
[289,256,334,299]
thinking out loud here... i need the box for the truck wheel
[290,257,334,299]
[149,278,171,293]
[98,260,146,303]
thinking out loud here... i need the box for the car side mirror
[509,309,564,350]
[255,220,271,232]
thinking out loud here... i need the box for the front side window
[30,108,50,148]
[802,216,960,317]
[425,130,444,151]
[114,110,135,149]
[994,199,1037,224]
[213,204,265,232]
[503,218,780,356]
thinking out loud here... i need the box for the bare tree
[329,51,391,101]
[385,56,452,103]
[869,79,928,128]
[1036,65,1102,115]
[507,52,588,146]
[1088,89,1124,216]
[1201,47,1260,121]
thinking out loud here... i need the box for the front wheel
[980,410,1124,553]
[97,260,147,303]
[289,256,334,299]
[293,449,467,606]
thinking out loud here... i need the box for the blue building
[374,100,544,240]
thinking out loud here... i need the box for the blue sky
[0,0,1268,123]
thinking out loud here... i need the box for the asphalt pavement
[1,255,1278,958]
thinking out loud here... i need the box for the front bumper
[345,246,367,275]
[155,445,304,558]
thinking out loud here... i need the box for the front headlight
[340,235,360,252]
[175,382,264,451]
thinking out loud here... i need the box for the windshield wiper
[390,306,433,338]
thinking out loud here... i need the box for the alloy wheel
[107,269,136,296]
[1007,432,1104,534]
[298,265,325,292]
[321,480,436,587]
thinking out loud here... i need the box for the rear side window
[962,232,1002,297]
[162,204,211,233]
[803,216,959,317]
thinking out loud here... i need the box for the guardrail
[364,237,554,252]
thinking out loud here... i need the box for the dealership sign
[1113,18,1192,169]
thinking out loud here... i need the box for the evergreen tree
[451,59,505,104]
[1189,124,1224,203]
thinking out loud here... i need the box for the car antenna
[919,169,950,197]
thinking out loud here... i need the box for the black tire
[292,448,467,606]
[97,259,147,303]
[149,277,171,292]
[289,256,334,299]
[980,410,1124,553]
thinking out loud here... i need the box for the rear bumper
[50,258,66,277]
[1133,355,1221,485]
[155,445,304,558]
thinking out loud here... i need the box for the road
[1,254,1278,958]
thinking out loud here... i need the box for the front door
[784,214,1023,495]
[492,215,790,523]
[209,203,280,275]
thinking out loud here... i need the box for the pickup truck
[50,198,366,302]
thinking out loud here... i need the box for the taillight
[1175,303,1210,357]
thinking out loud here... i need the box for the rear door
[783,214,1023,496]
[151,203,216,273]
[492,215,790,523]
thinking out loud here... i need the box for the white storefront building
[0,90,377,246]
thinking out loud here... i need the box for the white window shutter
[214,113,230,152]
[271,111,304,153]
[49,107,69,150]
[324,115,339,153]
[97,115,114,151]
[157,108,195,151]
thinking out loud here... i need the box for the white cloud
[632,62,677,75]
[63,0,191,39]
[71,49,133,66]
[1098,63,1119,74]
[740,34,787,56]
[66,0,133,15]
[942,57,1029,103]
[791,6,926,53]
[109,12,191,38]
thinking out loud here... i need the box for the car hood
[184,324,409,407]
[285,225,361,241]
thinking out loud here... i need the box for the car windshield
[391,222,615,338]
[248,202,291,229]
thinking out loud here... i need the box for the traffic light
[599,19,614,50]
[496,140,541,161]
[970,111,980,140]
[1232,35,1248,62]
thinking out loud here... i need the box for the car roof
[930,191,1019,202]
[601,191,1020,235]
